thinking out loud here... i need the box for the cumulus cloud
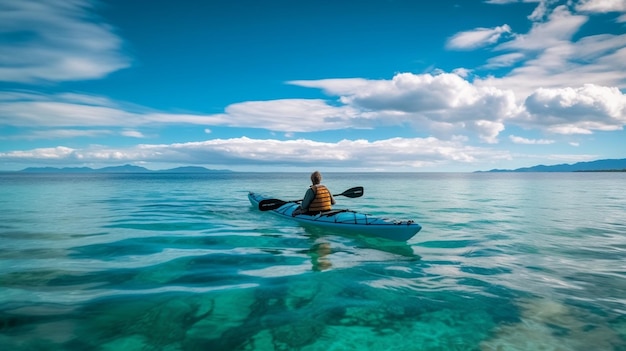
[0,137,511,170]
[519,84,626,134]
[0,0,130,83]
[292,73,520,143]
[576,0,626,13]
[447,25,513,50]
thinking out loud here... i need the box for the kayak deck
[248,192,421,241]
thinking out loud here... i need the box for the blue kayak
[248,192,421,241]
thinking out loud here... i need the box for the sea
[0,172,625,351]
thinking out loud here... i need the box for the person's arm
[329,191,336,205]
[300,188,315,210]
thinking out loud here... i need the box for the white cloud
[484,53,526,68]
[518,84,626,134]
[452,68,472,77]
[0,91,136,127]
[292,73,520,143]
[1,146,76,160]
[477,5,626,101]
[509,135,555,144]
[447,25,513,50]
[2,72,523,143]
[500,5,588,51]
[528,0,555,21]
[576,0,626,13]
[219,99,362,132]
[0,0,130,83]
[0,137,511,171]
[121,130,146,138]
[2,68,623,147]
[0,129,113,140]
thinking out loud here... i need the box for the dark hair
[310,171,322,185]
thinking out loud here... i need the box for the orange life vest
[308,185,332,212]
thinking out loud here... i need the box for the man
[293,171,335,216]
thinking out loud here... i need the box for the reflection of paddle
[258,186,364,211]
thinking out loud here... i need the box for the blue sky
[1,0,625,172]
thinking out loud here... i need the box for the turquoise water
[1,172,625,350]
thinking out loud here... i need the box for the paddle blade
[339,186,364,198]
[258,199,288,211]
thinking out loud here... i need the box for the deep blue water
[1,172,625,350]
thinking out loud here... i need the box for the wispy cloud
[500,5,588,51]
[483,53,526,68]
[509,135,555,144]
[446,25,513,50]
[120,130,146,138]
[0,92,136,127]
[0,129,113,140]
[477,4,626,101]
[0,0,130,83]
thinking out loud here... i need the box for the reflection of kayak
[248,192,422,241]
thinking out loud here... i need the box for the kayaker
[292,171,336,216]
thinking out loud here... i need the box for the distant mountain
[19,164,232,173]
[482,158,626,172]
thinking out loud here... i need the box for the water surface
[1,172,625,350]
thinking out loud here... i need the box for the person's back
[293,171,335,216]
[307,184,333,213]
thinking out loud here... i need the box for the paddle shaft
[258,186,363,211]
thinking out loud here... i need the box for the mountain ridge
[481,158,626,172]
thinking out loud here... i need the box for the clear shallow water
[1,172,625,351]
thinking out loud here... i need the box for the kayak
[248,192,421,241]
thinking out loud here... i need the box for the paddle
[258,186,364,211]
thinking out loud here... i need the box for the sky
[0,0,625,172]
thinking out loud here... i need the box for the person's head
[310,171,322,185]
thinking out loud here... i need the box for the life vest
[308,185,332,212]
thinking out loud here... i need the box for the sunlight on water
[0,172,625,350]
